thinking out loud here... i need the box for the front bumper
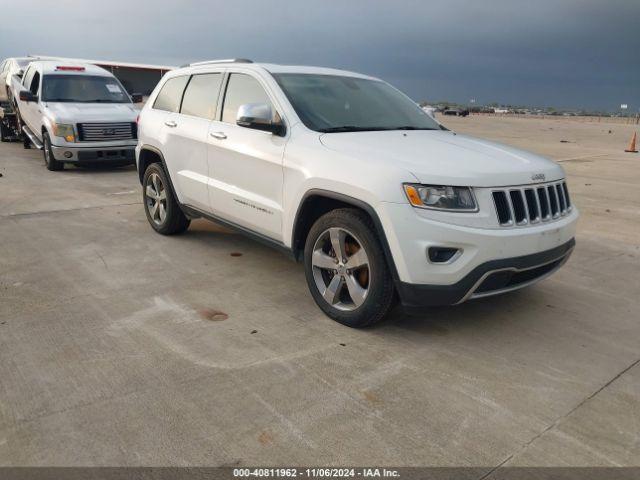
[50,144,136,163]
[376,201,578,310]
[396,238,575,311]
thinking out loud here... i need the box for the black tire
[43,132,64,171]
[0,121,9,142]
[303,208,395,328]
[142,162,190,235]
[15,112,29,148]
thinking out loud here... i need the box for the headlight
[52,123,75,142]
[403,184,477,211]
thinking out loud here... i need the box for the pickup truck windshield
[41,75,130,103]
[272,73,441,133]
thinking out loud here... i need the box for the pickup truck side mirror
[130,93,143,103]
[236,103,285,136]
[19,90,38,103]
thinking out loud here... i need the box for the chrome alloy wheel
[145,172,167,225]
[311,227,370,311]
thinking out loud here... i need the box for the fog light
[428,247,461,263]
[64,151,73,158]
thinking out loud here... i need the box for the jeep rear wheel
[143,163,190,235]
[304,208,395,327]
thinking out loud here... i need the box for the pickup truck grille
[492,181,571,227]
[77,122,137,142]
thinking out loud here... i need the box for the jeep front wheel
[304,208,395,327]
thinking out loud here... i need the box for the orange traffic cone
[625,132,638,153]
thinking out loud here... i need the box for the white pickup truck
[12,61,141,171]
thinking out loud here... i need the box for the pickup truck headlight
[403,184,477,211]
[52,123,75,142]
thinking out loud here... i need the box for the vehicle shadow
[177,219,547,337]
[370,288,537,337]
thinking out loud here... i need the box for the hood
[44,102,138,123]
[319,130,564,187]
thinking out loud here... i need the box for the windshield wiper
[43,98,120,103]
[318,126,438,133]
[318,126,390,133]
[390,126,437,131]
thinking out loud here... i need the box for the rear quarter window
[153,75,189,112]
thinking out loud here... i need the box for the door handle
[210,131,227,140]
[164,120,177,128]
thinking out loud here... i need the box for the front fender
[41,116,55,140]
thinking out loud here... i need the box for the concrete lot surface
[0,116,639,469]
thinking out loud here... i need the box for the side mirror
[236,103,284,135]
[19,90,37,103]
[130,93,143,103]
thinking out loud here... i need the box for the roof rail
[184,58,254,67]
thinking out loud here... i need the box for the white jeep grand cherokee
[136,59,578,327]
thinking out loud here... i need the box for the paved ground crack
[477,356,640,479]
[0,202,141,219]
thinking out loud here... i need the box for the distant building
[27,55,174,96]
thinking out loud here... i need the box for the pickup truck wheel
[304,208,395,328]
[143,163,190,235]
[19,117,30,149]
[0,121,9,142]
[43,133,63,171]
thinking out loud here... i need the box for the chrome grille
[492,181,571,227]
[77,122,137,142]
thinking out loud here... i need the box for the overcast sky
[1,0,638,111]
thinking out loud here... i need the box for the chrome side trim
[22,126,43,150]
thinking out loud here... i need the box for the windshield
[42,75,131,103]
[272,73,441,133]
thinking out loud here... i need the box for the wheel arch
[41,123,53,139]
[291,189,400,282]
[137,144,188,218]
[137,145,165,184]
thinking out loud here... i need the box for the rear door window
[153,75,189,112]
[180,73,222,120]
